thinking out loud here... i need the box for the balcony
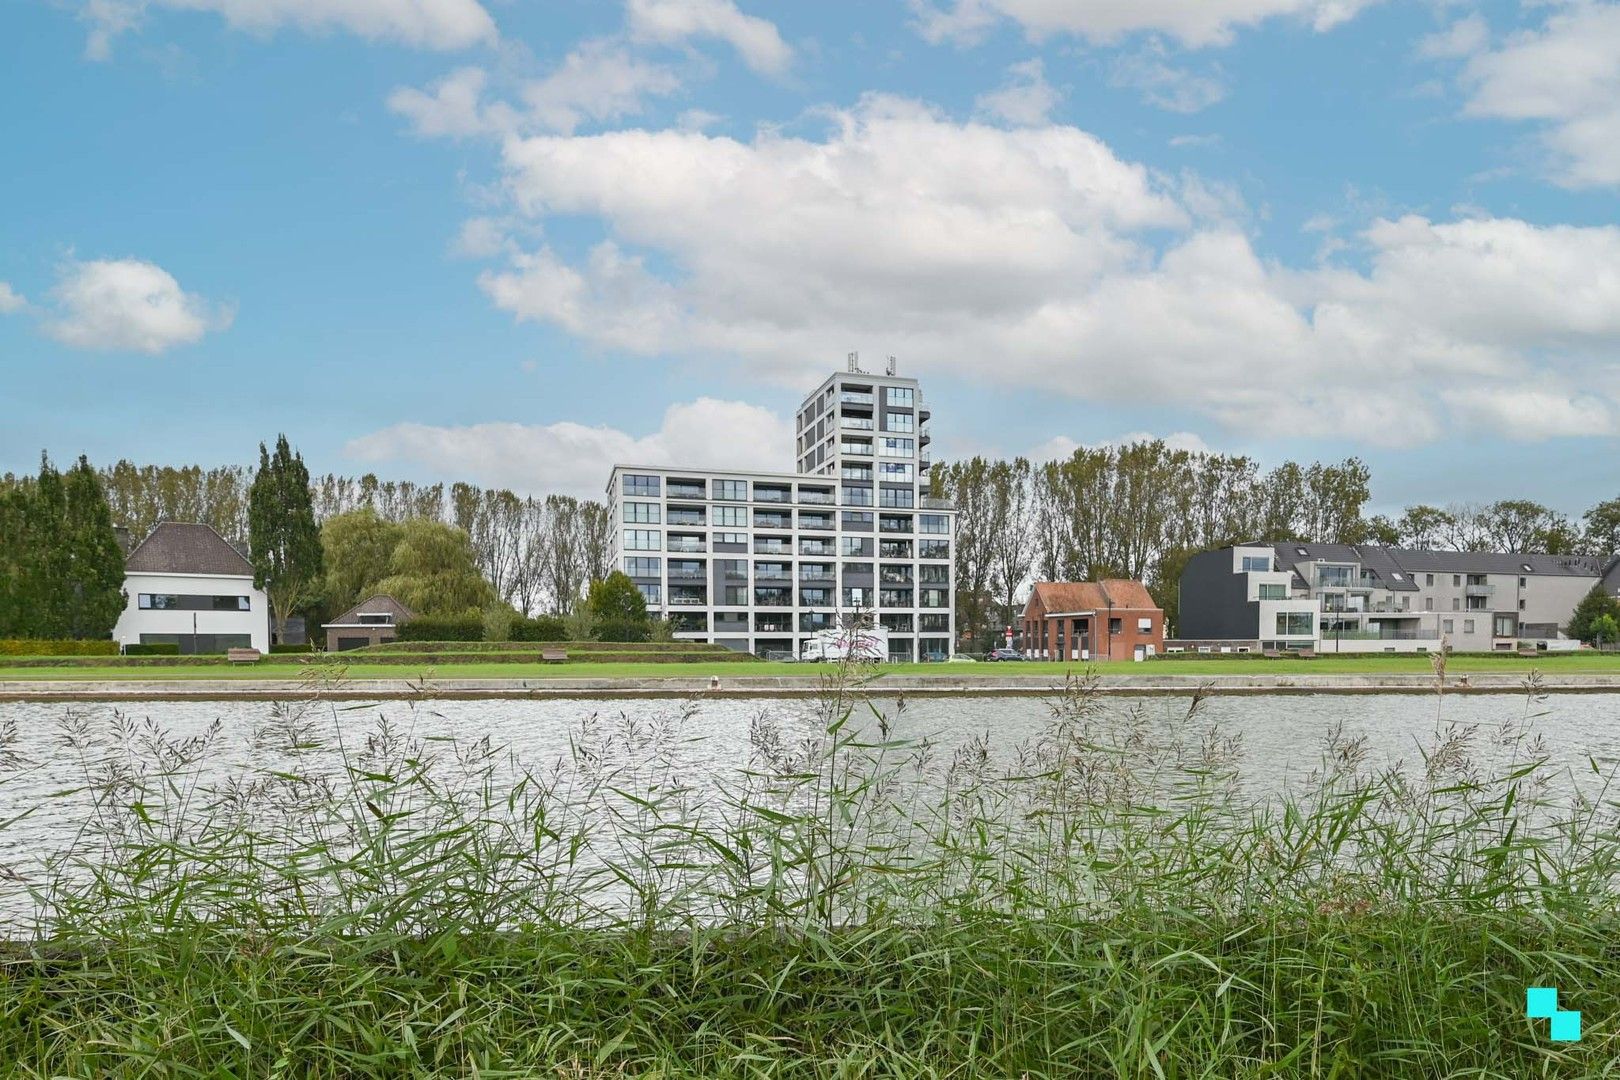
[839,443,874,457]
[666,510,705,526]
[753,514,791,530]
[754,590,793,608]
[799,514,834,531]
[754,487,792,504]
[754,540,792,556]
[799,489,835,505]
[667,568,707,581]
[667,538,706,553]
[668,594,708,606]
[799,540,835,557]
[920,496,953,510]
[840,416,874,430]
[1329,629,1441,641]
[1465,584,1496,598]
[666,484,706,501]
[840,391,874,406]
[799,570,835,582]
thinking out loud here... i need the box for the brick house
[1021,580,1165,661]
[321,594,416,652]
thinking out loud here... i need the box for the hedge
[0,639,120,657]
[511,616,567,642]
[270,643,315,654]
[122,643,182,656]
[351,640,731,655]
[396,617,484,643]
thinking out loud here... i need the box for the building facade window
[623,529,660,551]
[623,474,660,497]
[637,584,662,605]
[1240,556,1272,572]
[885,387,914,407]
[878,437,914,457]
[1276,612,1313,636]
[714,479,747,501]
[624,501,660,524]
[624,556,661,576]
[919,514,949,534]
[879,462,914,483]
[1463,619,1475,634]
[138,594,252,611]
[714,505,747,528]
[1258,584,1286,600]
[879,488,915,508]
[885,412,914,433]
[919,539,949,559]
[920,588,949,608]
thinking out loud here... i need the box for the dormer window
[358,613,393,625]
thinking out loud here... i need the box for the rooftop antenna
[885,355,896,376]
[847,351,862,374]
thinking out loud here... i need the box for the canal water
[2,688,1617,926]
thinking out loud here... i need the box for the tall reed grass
[0,662,1616,1076]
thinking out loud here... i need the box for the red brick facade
[1020,580,1165,661]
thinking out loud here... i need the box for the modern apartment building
[605,359,956,661]
[1179,541,1617,653]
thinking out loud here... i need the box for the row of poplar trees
[0,436,323,643]
[0,455,127,639]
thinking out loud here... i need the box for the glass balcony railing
[840,392,874,406]
[754,488,792,504]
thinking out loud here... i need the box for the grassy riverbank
[3,651,1620,681]
[2,671,1617,1075]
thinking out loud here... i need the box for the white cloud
[909,0,1381,49]
[450,216,511,258]
[0,282,25,314]
[975,58,1061,126]
[44,258,231,354]
[390,44,681,139]
[1455,3,1620,188]
[1442,386,1615,441]
[463,96,1620,445]
[388,66,515,138]
[81,0,497,57]
[1111,44,1227,113]
[345,397,793,498]
[522,40,683,133]
[1416,13,1487,61]
[626,0,792,76]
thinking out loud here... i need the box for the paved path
[2,672,1614,701]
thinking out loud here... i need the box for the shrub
[510,615,567,642]
[0,639,120,657]
[269,643,314,654]
[397,616,483,642]
[123,643,181,656]
[596,619,651,644]
[482,606,515,643]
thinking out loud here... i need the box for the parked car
[759,649,798,662]
[945,654,977,663]
[986,648,1025,662]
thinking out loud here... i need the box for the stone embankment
[2,671,1614,701]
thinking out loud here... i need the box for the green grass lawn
[3,653,1620,681]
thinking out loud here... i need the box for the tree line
[931,442,1620,646]
[3,457,615,622]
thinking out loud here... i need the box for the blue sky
[3,0,1619,513]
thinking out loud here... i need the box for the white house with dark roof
[112,522,270,654]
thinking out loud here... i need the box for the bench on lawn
[541,647,567,662]
[227,648,262,664]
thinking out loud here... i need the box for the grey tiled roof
[125,522,256,577]
[1264,541,1610,587]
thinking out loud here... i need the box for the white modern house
[113,522,270,653]
[1178,541,1616,653]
